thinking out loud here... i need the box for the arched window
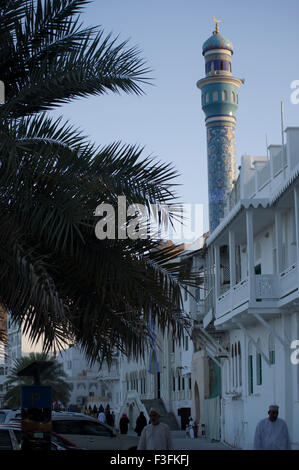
[225,358,230,393]
[269,335,275,365]
[256,339,262,385]
[205,93,209,104]
[231,91,235,102]
[248,341,253,395]
[231,344,234,388]
[213,91,218,101]
[238,341,242,386]
[234,343,238,387]
[220,61,224,70]
[222,90,227,101]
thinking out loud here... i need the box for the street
[127,429,233,450]
[171,431,233,450]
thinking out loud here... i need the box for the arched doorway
[194,381,200,422]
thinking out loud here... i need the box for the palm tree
[0,0,195,363]
[4,353,71,408]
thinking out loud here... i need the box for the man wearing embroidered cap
[253,405,291,449]
[137,408,173,450]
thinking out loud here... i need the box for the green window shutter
[257,353,262,385]
[270,350,275,365]
[248,355,253,395]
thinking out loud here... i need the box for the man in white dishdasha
[137,408,173,450]
[253,405,291,450]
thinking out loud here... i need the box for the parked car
[0,423,84,450]
[0,409,22,424]
[51,411,138,450]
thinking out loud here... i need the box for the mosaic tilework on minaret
[197,19,243,233]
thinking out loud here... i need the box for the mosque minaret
[197,18,243,232]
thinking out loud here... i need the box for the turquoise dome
[202,32,233,55]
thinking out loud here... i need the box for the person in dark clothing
[135,411,147,436]
[92,405,98,418]
[119,413,130,434]
[105,410,113,427]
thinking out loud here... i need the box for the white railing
[215,272,289,319]
[232,278,249,307]
[279,264,297,299]
[255,274,279,299]
[217,288,231,316]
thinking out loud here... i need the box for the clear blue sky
[51,0,299,234]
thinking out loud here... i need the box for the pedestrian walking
[135,411,147,437]
[254,405,291,450]
[137,408,173,450]
[98,409,106,423]
[105,409,114,427]
[188,417,195,439]
[92,405,98,418]
[119,413,130,434]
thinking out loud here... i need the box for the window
[248,341,253,395]
[173,376,176,392]
[213,91,218,101]
[234,343,238,387]
[256,339,263,385]
[238,342,242,386]
[256,353,262,385]
[182,377,185,390]
[52,420,112,437]
[222,90,227,101]
[269,335,275,365]
[205,93,209,104]
[231,91,235,102]
[205,61,212,74]
[231,345,234,387]
[185,336,189,351]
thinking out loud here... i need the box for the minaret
[197,18,243,233]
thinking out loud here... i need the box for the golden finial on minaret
[212,15,220,34]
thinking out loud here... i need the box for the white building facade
[193,128,299,449]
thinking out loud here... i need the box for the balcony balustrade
[214,264,298,319]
